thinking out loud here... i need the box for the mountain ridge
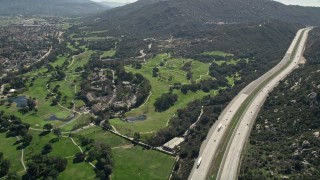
[86,0,320,36]
[0,0,109,17]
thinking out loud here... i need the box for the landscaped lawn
[201,51,234,57]
[60,114,93,132]
[59,159,96,180]
[67,50,92,73]
[24,129,80,159]
[100,49,116,58]
[0,133,24,173]
[112,146,175,180]
[75,126,175,180]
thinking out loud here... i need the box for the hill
[0,0,109,17]
[87,0,320,36]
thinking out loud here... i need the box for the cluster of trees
[154,93,178,112]
[115,37,148,58]
[0,152,10,178]
[0,112,32,148]
[88,39,116,51]
[75,135,113,179]
[50,66,66,81]
[149,100,202,146]
[26,154,67,179]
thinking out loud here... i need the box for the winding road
[189,27,312,180]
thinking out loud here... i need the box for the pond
[125,115,147,123]
[12,96,28,107]
[47,113,75,121]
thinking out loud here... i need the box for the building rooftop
[163,137,184,150]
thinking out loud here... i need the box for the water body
[47,113,75,121]
[12,96,27,107]
[125,115,147,123]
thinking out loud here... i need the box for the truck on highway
[197,157,202,168]
[217,124,222,132]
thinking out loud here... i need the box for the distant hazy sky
[92,0,137,3]
[91,0,320,7]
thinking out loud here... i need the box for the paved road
[189,27,312,180]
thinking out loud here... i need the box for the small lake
[47,113,75,121]
[125,115,147,123]
[12,96,28,107]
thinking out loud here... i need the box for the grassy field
[23,129,95,179]
[201,51,234,57]
[0,133,24,173]
[109,54,217,135]
[77,127,176,180]
[51,55,68,67]
[226,73,241,86]
[100,49,116,58]
[214,58,240,66]
[60,114,93,132]
[59,159,96,180]
[67,50,93,73]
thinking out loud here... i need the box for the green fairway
[51,55,68,67]
[76,127,175,180]
[60,114,93,132]
[213,58,240,66]
[100,50,116,58]
[0,133,24,173]
[59,159,96,180]
[24,129,80,159]
[201,51,234,57]
[67,50,92,73]
[77,126,131,147]
[112,145,175,180]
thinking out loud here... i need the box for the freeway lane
[188,27,311,180]
[217,27,311,180]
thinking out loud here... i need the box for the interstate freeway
[189,27,312,180]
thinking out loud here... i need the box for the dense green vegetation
[240,28,320,179]
[0,152,10,178]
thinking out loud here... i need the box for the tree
[186,71,193,80]
[41,144,53,155]
[152,67,159,77]
[21,133,33,147]
[0,152,10,178]
[43,124,53,131]
[73,152,85,163]
[133,133,141,141]
[52,128,61,138]
[154,93,178,112]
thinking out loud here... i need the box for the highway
[189,27,312,180]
